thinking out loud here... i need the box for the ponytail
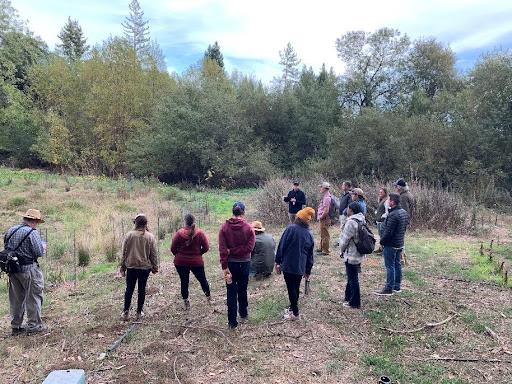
[184,214,196,246]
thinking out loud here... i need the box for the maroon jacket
[218,217,256,270]
[171,227,209,267]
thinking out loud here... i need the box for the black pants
[344,262,361,308]
[175,265,211,300]
[283,272,303,316]
[226,261,250,328]
[124,268,151,313]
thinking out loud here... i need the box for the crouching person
[250,221,275,279]
[339,202,366,309]
[275,208,315,321]
[5,209,46,335]
[120,214,159,321]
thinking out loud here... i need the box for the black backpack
[351,218,376,255]
[329,194,340,223]
[0,226,34,274]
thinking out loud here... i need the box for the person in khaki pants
[5,209,46,336]
[316,182,332,255]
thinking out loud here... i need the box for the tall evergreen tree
[122,0,150,56]
[57,17,89,61]
[204,41,224,68]
[279,42,300,87]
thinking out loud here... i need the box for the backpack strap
[7,227,35,252]
[4,225,25,247]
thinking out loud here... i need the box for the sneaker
[135,311,145,321]
[342,302,360,309]
[392,288,402,293]
[11,327,25,336]
[26,325,48,335]
[239,316,248,324]
[121,310,129,321]
[283,312,299,321]
[183,299,190,311]
[374,288,393,296]
[283,307,292,315]
[228,323,238,331]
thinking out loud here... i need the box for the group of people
[2,178,414,334]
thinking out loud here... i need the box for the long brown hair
[185,214,196,246]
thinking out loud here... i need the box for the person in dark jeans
[374,193,409,296]
[339,202,366,309]
[171,214,211,310]
[283,181,307,223]
[275,207,315,320]
[121,214,159,321]
[219,202,256,329]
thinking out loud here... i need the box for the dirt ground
[1,223,512,384]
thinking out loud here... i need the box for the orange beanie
[296,207,315,223]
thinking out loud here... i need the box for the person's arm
[297,191,306,206]
[149,235,159,272]
[283,191,291,203]
[218,227,229,270]
[305,233,314,276]
[170,232,181,256]
[120,235,130,272]
[274,228,290,265]
[380,215,397,245]
[29,231,44,259]
[200,231,210,254]
[320,195,331,219]
[339,220,355,255]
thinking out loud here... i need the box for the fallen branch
[173,356,181,384]
[380,313,458,334]
[431,355,512,364]
[107,323,140,353]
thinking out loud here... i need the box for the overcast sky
[12,0,512,81]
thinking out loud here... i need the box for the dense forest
[1,0,511,195]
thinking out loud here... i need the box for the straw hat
[18,208,44,223]
[252,221,265,232]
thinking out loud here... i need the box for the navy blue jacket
[380,205,409,248]
[275,222,314,275]
[339,192,351,216]
[283,189,306,214]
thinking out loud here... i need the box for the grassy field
[0,168,511,383]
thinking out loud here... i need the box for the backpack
[351,218,376,255]
[0,226,34,275]
[329,194,340,222]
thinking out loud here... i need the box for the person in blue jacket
[283,181,307,223]
[275,207,315,321]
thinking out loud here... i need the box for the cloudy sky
[12,0,512,81]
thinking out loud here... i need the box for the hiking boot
[283,312,299,321]
[26,325,48,335]
[136,311,145,321]
[392,288,402,293]
[121,310,129,321]
[11,327,25,336]
[374,288,393,296]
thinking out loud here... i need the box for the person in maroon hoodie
[171,214,211,310]
[219,201,256,329]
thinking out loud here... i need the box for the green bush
[8,196,27,208]
[105,243,119,263]
[78,245,91,268]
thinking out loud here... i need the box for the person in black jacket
[374,193,409,296]
[283,181,307,223]
[275,207,315,321]
[338,181,352,227]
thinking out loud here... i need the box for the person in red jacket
[219,201,256,329]
[171,214,211,310]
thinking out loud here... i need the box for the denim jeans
[344,262,361,308]
[383,246,402,291]
[226,261,250,327]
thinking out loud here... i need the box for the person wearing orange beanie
[275,207,315,320]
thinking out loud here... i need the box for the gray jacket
[339,213,365,265]
[251,232,275,274]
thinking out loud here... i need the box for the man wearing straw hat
[4,209,46,335]
[250,221,275,279]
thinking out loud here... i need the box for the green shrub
[78,245,91,268]
[8,196,27,208]
[105,243,119,263]
[50,242,67,259]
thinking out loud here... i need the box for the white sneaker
[283,312,299,321]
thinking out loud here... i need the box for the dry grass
[1,169,511,383]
